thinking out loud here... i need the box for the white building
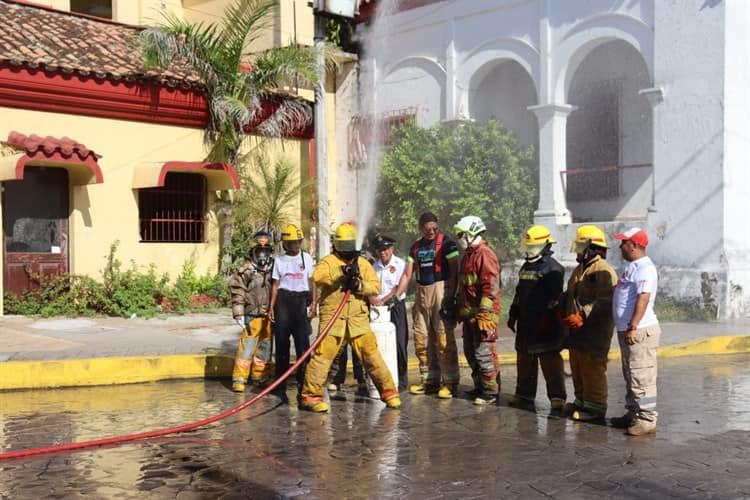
[343,0,750,318]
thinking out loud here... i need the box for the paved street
[1,353,749,498]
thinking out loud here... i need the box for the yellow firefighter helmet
[519,224,555,259]
[570,225,608,253]
[332,222,358,253]
[281,223,304,241]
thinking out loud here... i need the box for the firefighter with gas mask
[454,216,502,405]
[229,231,275,392]
[561,225,617,422]
[507,225,566,410]
[300,222,401,412]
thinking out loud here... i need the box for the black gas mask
[251,245,273,269]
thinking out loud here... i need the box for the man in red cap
[612,227,660,436]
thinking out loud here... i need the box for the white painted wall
[722,0,750,317]
[648,0,724,271]
[353,0,750,316]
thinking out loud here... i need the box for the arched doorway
[469,59,539,149]
[565,40,653,222]
[3,167,70,295]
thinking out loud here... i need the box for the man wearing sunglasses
[402,211,461,398]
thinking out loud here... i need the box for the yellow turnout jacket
[313,254,381,338]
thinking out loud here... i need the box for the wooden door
[2,167,69,295]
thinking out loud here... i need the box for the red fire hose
[0,291,352,460]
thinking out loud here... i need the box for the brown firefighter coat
[229,260,273,319]
[563,255,617,358]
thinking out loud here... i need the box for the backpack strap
[433,232,445,274]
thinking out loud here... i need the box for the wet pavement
[1,354,749,499]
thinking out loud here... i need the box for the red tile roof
[6,131,101,162]
[0,0,201,88]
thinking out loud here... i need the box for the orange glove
[475,309,497,332]
[562,311,585,330]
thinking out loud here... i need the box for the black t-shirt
[408,233,459,285]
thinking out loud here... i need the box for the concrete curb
[2,335,749,391]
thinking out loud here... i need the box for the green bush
[654,296,717,322]
[3,241,228,318]
[166,261,229,313]
[377,120,537,259]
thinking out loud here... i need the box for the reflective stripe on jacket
[509,252,565,354]
[458,242,501,322]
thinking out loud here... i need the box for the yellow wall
[1,107,220,283]
[2,0,342,307]
[0,106,312,290]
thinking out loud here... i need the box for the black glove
[341,261,361,293]
[385,295,400,309]
[439,296,457,321]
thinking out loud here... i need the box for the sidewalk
[1,308,749,390]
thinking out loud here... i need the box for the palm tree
[227,153,311,261]
[140,0,325,269]
[139,0,320,165]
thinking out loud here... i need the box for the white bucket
[364,305,399,399]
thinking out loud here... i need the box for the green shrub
[378,120,537,260]
[654,296,717,322]
[4,241,228,317]
[166,261,229,313]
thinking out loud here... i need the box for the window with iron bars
[566,79,621,201]
[348,109,417,169]
[139,172,206,243]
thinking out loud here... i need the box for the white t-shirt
[613,256,658,331]
[373,254,406,301]
[272,252,314,292]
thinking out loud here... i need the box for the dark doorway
[3,167,69,295]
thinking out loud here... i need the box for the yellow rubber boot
[308,401,330,413]
[385,396,402,409]
[409,383,438,395]
[437,384,457,399]
[231,382,246,393]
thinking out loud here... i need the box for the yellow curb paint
[0,355,234,391]
[2,336,749,391]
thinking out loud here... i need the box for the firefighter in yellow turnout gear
[229,231,275,392]
[300,223,401,412]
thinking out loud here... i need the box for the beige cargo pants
[618,324,661,422]
[412,281,459,387]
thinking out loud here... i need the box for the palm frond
[249,44,325,90]
[252,98,313,138]
[219,0,278,70]
[236,154,308,234]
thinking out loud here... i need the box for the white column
[528,103,574,225]
[638,86,664,215]
[445,20,458,120]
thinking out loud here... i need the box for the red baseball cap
[614,227,649,248]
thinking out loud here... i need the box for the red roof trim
[0,63,209,128]
[6,132,103,184]
[160,161,240,190]
[0,64,313,137]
